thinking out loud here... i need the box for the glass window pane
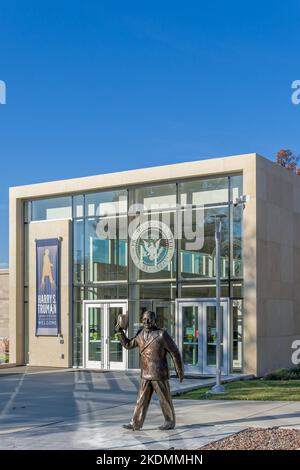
[129,211,177,281]
[182,306,199,366]
[109,307,123,363]
[73,195,84,218]
[85,190,127,217]
[231,204,243,278]
[88,307,102,362]
[73,286,85,301]
[129,183,177,212]
[73,219,84,283]
[232,300,243,371]
[231,282,243,298]
[180,206,229,279]
[73,302,83,367]
[230,175,243,202]
[179,283,229,298]
[180,177,228,206]
[206,305,223,366]
[130,283,176,301]
[31,197,72,221]
[86,284,127,300]
[85,216,128,282]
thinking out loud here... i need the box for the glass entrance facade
[23,173,244,373]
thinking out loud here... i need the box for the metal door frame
[176,298,230,375]
[83,300,128,370]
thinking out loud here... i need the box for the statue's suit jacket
[118,327,184,381]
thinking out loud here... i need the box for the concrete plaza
[0,368,299,450]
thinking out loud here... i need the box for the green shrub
[264,366,300,380]
[289,365,300,376]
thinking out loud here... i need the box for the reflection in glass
[129,211,177,281]
[179,283,229,298]
[231,204,243,278]
[109,307,123,363]
[85,217,127,282]
[180,177,228,206]
[129,184,177,212]
[182,306,199,366]
[232,301,243,371]
[85,190,127,217]
[74,195,84,218]
[73,286,85,301]
[73,219,84,283]
[206,306,223,366]
[73,302,83,367]
[88,307,102,362]
[230,175,243,202]
[133,283,176,301]
[86,284,127,300]
[30,173,244,370]
[231,282,243,297]
[31,196,72,221]
[180,206,229,279]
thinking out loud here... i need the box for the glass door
[177,300,229,375]
[107,304,127,370]
[84,301,127,370]
[85,304,104,369]
[180,304,200,373]
[202,301,229,375]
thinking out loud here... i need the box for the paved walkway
[0,368,299,449]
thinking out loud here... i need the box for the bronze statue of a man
[116,310,184,431]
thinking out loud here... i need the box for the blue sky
[0,0,299,265]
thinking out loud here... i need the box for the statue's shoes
[123,423,141,431]
[158,423,175,431]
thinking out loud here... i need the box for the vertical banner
[36,238,60,336]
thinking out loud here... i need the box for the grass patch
[176,379,300,401]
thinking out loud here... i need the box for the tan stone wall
[256,156,300,376]
[0,269,9,338]
[9,193,23,365]
[28,220,71,367]
[240,157,257,375]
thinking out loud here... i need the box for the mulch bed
[200,428,300,450]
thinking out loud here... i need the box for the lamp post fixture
[209,194,249,395]
[210,214,227,394]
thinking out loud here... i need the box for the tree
[276,149,299,173]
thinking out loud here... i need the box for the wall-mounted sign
[36,239,60,336]
[130,220,175,273]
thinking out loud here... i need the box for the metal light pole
[207,195,249,395]
[210,214,226,394]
